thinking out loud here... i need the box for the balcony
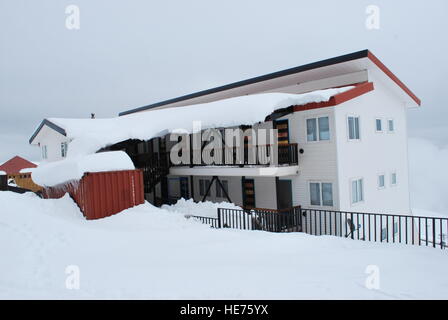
[170,143,298,167]
[169,143,299,177]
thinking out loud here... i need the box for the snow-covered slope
[1,191,447,299]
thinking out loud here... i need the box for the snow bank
[46,87,353,157]
[1,191,448,299]
[162,198,242,218]
[409,138,448,215]
[32,151,135,187]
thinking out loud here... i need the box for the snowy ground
[1,191,447,300]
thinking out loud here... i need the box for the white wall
[170,175,244,206]
[334,76,411,214]
[167,175,278,209]
[33,126,70,162]
[279,107,339,210]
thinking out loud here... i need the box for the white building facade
[30,50,420,215]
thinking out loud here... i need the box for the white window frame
[306,115,331,143]
[347,115,361,141]
[350,177,364,205]
[390,172,397,187]
[387,118,395,133]
[377,173,386,189]
[375,118,383,133]
[309,181,334,207]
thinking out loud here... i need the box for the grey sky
[1,0,447,163]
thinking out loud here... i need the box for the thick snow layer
[32,151,135,187]
[19,168,35,174]
[1,191,448,299]
[46,87,353,157]
[162,198,242,218]
[0,170,6,175]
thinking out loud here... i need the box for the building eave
[29,119,67,145]
[118,49,421,116]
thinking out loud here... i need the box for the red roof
[0,156,37,174]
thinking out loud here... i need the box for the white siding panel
[278,108,339,210]
[334,74,411,214]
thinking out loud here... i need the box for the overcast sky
[1,0,447,163]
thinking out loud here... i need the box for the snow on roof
[32,151,135,187]
[48,87,354,158]
[0,171,6,175]
[19,168,36,174]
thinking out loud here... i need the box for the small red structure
[0,156,37,174]
[42,170,145,220]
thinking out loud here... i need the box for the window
[307,118,317,142]
[375,118,383,132]
[42,145,48,159]
[61,142,68,158]
[318,117,330,141]
[310,183,321,205]
[388,119,395,132]
[307,116,330,142]
[391,172,397,186]
[199,179,211,197]
[351,178,364,204]
[378,174,385,189]
[216,180,228,198]
[321,183,333,206]
[348,116,360,140]
[310,182,333,207]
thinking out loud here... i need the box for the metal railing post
[217,208,222,228]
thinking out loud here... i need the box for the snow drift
[409,138,448,215]
[1,191,448,299]
[162,198,242,218]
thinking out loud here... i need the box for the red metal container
[42,170,144,220]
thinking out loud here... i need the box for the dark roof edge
[119,49,370,116]
[29,119,67,144]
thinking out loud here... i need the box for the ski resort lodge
[29,50,421,215]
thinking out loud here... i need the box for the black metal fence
[190,207,448,250]
[301,209,448,249]
[190,215,220,228]
[191,207,303,232]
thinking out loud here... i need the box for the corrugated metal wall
[42,170,145,220]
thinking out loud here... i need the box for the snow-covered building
[29,50,420,214]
